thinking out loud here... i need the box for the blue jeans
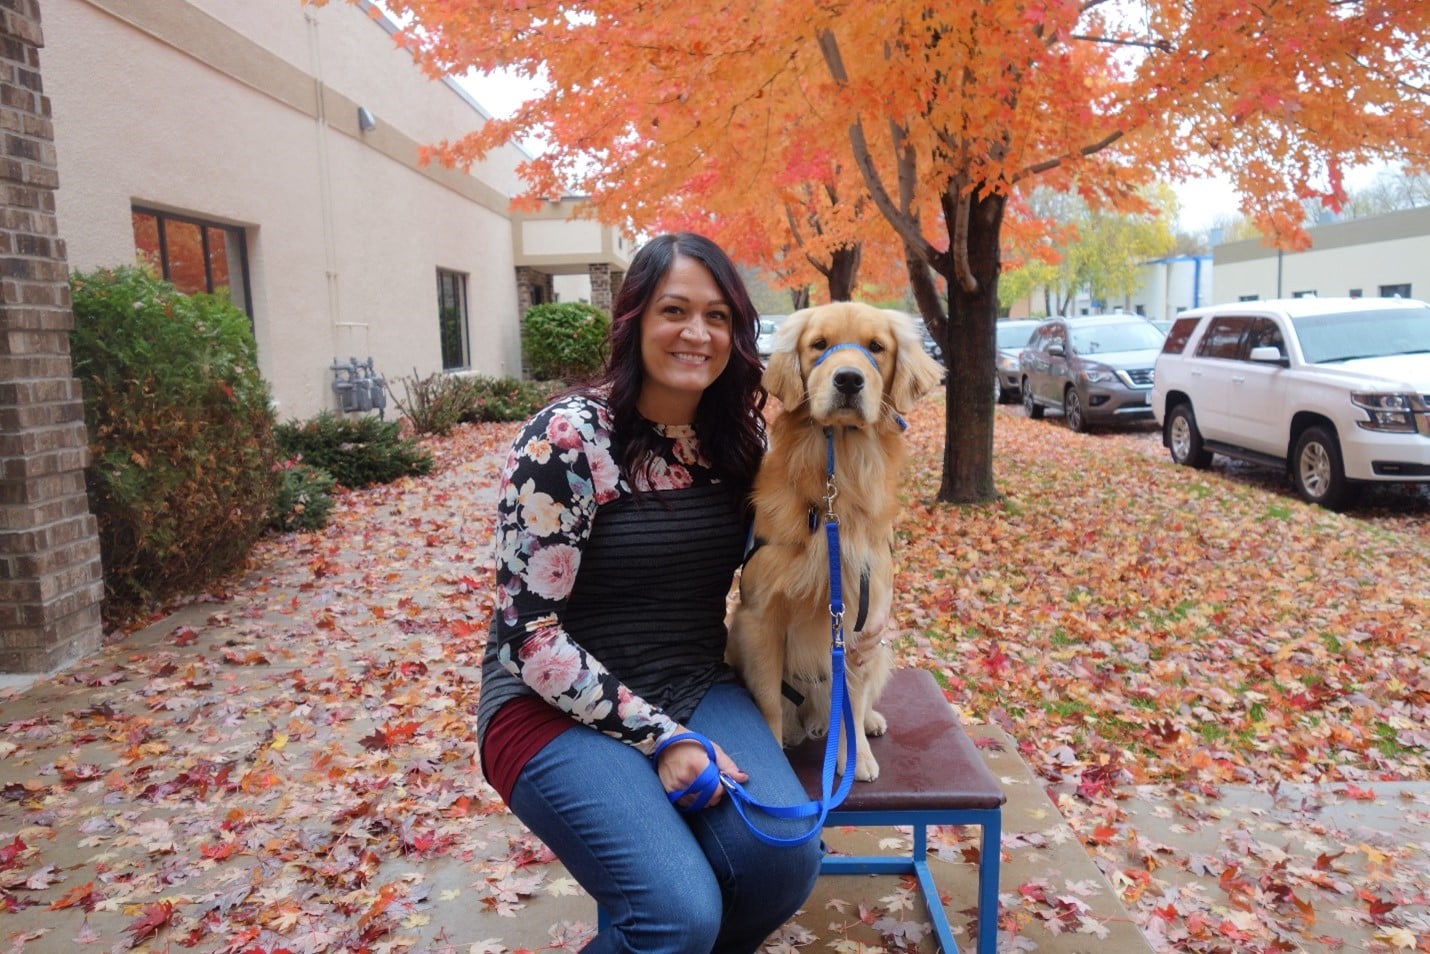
[508,682,824,954]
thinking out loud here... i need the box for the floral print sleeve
[490,397,681,754]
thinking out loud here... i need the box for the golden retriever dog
[727,302,944,781]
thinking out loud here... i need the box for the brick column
[588,263,614,314]
[0,0,104,672]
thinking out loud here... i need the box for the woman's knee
[607,874,722,954]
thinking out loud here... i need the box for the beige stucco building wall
[42,0,625,419]
[1213,206,1430,304]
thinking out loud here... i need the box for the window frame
[131,206,252,320]
[436,267,471,371]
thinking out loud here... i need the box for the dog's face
[763,302,945,428]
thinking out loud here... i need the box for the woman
[478,233,823,954]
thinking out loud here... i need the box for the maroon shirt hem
[482,696,576,804]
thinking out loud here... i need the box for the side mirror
[1249,345,1286,365]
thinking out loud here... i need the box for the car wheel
[1022,380,1043,419]
[1166,403,1213,468]
[1292,425,1354,511]
[1064,388,1088,433]
[994,375,1003,404]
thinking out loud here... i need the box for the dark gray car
[1018,315,1165,432]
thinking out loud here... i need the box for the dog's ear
[886,310,946,412]
[762,309,810,407]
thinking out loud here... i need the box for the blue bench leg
[976,812,1001,954]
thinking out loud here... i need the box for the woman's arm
[490,399,680,754]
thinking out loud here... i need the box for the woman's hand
[655,729,747,810]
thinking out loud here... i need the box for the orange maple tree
[332,0,1429,503]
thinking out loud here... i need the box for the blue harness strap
[811,341,879,370]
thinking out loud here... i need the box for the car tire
[1064,388,1088,433]
[1292,425,1354,511]
[1022,380,1043,419]
[1166,403,1213,469]
[994,376,1004,404]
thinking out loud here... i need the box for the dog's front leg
[729,607,789,746]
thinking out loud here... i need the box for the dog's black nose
[833,368,865,395]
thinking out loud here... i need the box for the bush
[393,372,562,435]
[390,370,475,436]
[69,266,278,624]
[274,412,433,489]
[266,459,337,533]
[522,302,610,381]
[463,376,561,423]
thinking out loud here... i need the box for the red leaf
[124,900,174,946]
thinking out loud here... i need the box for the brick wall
[0,0,104,671]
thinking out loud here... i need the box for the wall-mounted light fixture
[357,106,377,132]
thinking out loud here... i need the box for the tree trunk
[825,244,861,301]
[937,190,1005,504]
[789,286,810,310]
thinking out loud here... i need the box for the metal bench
[784,667,1006,954]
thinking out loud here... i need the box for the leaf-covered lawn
[1,399,1425,953]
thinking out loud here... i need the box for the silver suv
[1151,297,1430,509]
[1018,315,1164,431]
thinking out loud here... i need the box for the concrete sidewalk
[0,587,1150,953]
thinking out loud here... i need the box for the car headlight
[996,354,1019,373]
[1351,391,1422,433]
[1080,364,1115,384]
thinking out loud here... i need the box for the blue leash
[654,420,865,847]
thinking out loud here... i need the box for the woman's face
[636,254,733,423]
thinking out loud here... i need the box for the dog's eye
[868,341,886,354]
[811,337,828,351]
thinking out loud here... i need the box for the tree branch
[818,29,942,265]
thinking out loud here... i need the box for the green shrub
[522,302,610,381]
[69,266,278,624]
[267,460,337,533]
[463,376,561,422]
[275,412,433,488]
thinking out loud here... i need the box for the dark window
[1195,315,1252,359]
[1244,318,1285,359]
[1292,290,1316,298]
[437,268,470,370]
[131,208,250,317]
[1162,316,1201,355]
[1238,294,1259,302]
[1379,283,1411,298]
[1349,288,1363,298]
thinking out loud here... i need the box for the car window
[1195,315,1252,359]
[996,324,1036,349]
[1162,316,1200,354]
[1244,318,1285,358]
[1069,320,1166,354]
[1292,307,1430,363]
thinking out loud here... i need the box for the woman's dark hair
[593,232,767,493]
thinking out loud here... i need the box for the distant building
[1213,205,1430,303]
[1117,255,1212,320]
[42,0,631,419]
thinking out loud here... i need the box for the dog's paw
[803,720,828,741]
[781,722,808,747]
[855,753,880,782]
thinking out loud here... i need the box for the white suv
[1151,297,1430,510]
